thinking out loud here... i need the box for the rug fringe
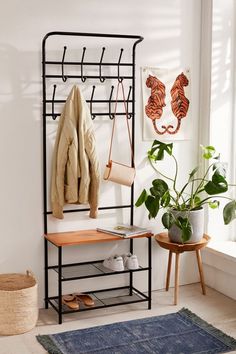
[179,308,236,349]
[36,335,63,354]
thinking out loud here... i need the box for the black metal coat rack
[42,32,152,324]
[42,31,143,233]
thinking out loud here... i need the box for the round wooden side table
[155,232,210,305]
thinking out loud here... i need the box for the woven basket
[0,271,38,335]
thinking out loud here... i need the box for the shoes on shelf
[103,255,124,272]
[62,294,79,310]
[123,253,139,270]
[103,254,139,271]
[73,293,95,307]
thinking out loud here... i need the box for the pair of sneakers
[103,253,139,271]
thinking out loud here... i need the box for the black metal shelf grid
[50,260,149,281]
[48,287,148,315]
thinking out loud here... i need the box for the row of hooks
[50,84,132,120]
[61,46,125,83]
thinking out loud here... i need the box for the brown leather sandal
[74,293,94,307]
[62,294,79,310]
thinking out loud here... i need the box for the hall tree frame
[42,31,153,324]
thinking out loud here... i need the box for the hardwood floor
[0,284,236,354]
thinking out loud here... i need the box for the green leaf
[181,223,193,242]
[204,180,228,195]
[212,169,227,184]
[223,200,236,225]
[161,191,171,207]
[149,140,173,161]
[201,145,216,160]
[193,196,201,205]
[213,162,226,177]
[145,195,160,219]
[152,179,169,197]
[150,187,159,197]
[135,189,148,207]
[162,212,175,229]
[176,217,193,242]
[204,170,228,195]
[209,200,220,209]
[189,166,199,179]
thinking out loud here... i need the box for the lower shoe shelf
[47,286,149,314]
[50,260,148,281]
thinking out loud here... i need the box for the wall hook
[61,46,67,82]
[52,84,57,120]
[118,48,124,82]
[127,86,132,119]
[99,47,106,83]
[90,85,96,119]
[81,47,87,82]
[109,85,115,119]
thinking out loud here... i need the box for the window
[200,0,236,242]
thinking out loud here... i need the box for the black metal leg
[148,236,152,309]
[129,238,133,295]
[58,246,62,324]
[44,238,49,309]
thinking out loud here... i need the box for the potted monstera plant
[135,140,236,243]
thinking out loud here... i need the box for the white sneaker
[103,255,124,272]
[123,253,139,270]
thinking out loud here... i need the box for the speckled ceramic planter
[168,208,204,244]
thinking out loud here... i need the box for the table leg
[196,249,206,295]
[174,253,180,305]
[166,251,172,291]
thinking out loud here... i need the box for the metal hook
[99,47,106,83]
[127,86,132,119]
[61,46,67,82]
[118,48,124,82]
[90,85,96,119]
[81,47,87,82]
[52,84,57,120]
[109,85,115,119]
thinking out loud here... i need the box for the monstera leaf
[148,140,173,161]
[204,169,228,195]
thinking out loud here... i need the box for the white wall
[0,0,202,307]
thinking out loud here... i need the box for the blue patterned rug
[37,308,236,354]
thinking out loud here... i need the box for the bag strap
[107,81,134,167]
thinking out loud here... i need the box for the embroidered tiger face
[175,72,189,87]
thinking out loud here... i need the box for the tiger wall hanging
[142,67,191,141]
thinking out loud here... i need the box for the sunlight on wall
[208,0,236,241]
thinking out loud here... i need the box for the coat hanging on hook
[51,85,100,219]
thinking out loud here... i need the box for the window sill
[202,241,236,277]
[202,241,236,300]
[206,240,236,262]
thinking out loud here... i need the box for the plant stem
[148,157,175,182]
[199,195,232,204]
[192,162,215,200]
[171,154,182,208]
[172,155,178,194]
[178,178,208,200]
[190,180,194,208]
